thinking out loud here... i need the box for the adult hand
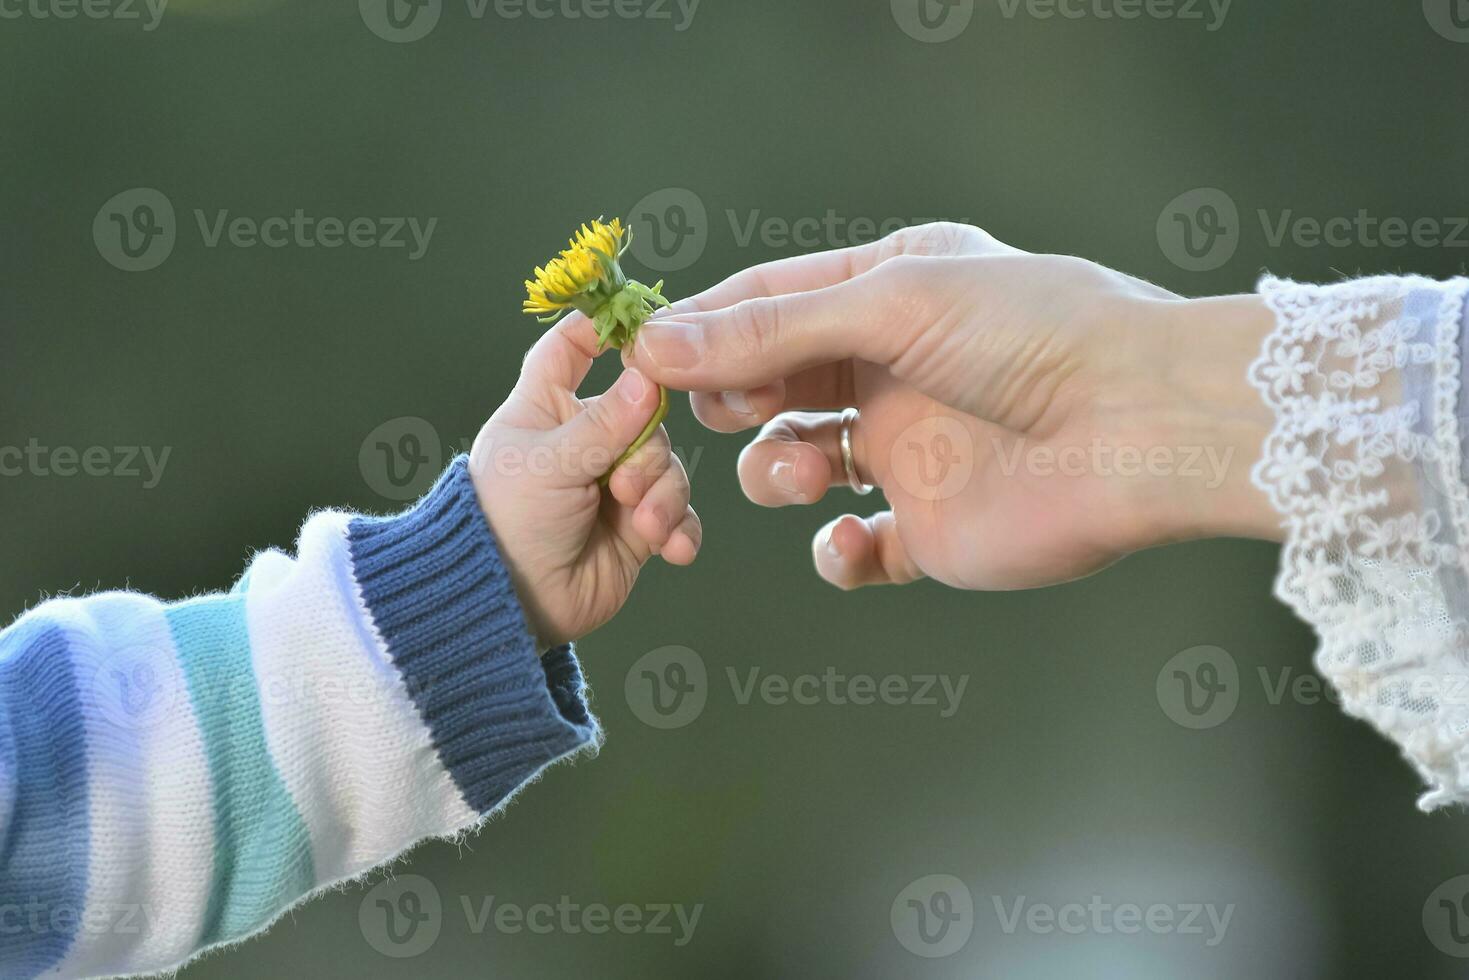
[624,223,1279,591]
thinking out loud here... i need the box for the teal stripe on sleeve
[163,598,315,945]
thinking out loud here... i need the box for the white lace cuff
[1251,274,1469,810]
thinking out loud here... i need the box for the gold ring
[839,407,873,495]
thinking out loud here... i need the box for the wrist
[1142,293,1283,544]
[465,463,558,651]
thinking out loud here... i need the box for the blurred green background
[4,0,1469,976]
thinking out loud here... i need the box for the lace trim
[1433,282,1469,576]
[1250,275,1469,811]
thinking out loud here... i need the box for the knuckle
[727,299,783,360]
[757,413,801,446]
[624,448,667,485]
[662,455,691,494]
[585,398,625,438]
[882,221,984,258]
[1048,252,1104,283]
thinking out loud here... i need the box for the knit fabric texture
[0,457,600,978]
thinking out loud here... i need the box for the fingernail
[723,390,757,417]
[649,504,670,533]
[770,455,801,495]
[637,321,705,371]
[617,368,648,404]
[821,524,842,559]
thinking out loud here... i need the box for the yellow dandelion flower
[522,217,669,353]
[522,218,628,320]
[520,216,678,482]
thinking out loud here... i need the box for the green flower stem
[600,382,669,486]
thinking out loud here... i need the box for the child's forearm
[0,458,600,980]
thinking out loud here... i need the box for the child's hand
[468,312,700,648]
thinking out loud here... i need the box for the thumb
[813,512,927,590]
[555,367,662,485]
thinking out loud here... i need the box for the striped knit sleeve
[0,457,600,979]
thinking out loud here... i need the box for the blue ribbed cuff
[346,456,600,813]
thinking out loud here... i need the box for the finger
[660,507,703,566]
[632,453,692,551]
[554,367,663,485]
[655,222,1004,319]
[688,362,856,433]
[658,244,873,319]
[518,311,602,394]
[627,264,919,393]
[813,513,926,590]
[601,491,653,565]
[606,424,673,508]
[736,411,867,507]
[689,382,787,433]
